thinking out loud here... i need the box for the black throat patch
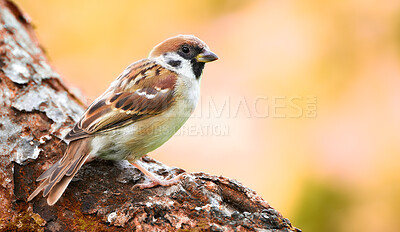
[191,60,205,79]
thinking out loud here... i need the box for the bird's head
[149,35,218,79]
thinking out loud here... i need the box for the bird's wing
[65,59,178,141]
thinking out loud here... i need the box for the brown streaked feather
[36,160,60,181]
[46,149,91,206]
[28,139,90,205]
[43,139,89,196]
[64,59,178,141]
[27,178,49,202]
[47,173,76,205]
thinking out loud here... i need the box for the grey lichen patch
[0,7,40,56]
[107,212,117,224]
[0,83,13,106]
[0,117,40,165]
[11,86,47,111]
[12,85,84,140]
[14,135,41,164]
[3,59,30,84]
[0,8,59,84]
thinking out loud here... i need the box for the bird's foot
[135,173,185,189]
[131,161,185,190]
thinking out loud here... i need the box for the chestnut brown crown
[149,35,218,63]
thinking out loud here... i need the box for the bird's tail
[28,139,90,206]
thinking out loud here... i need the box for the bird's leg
[131,161,184,189]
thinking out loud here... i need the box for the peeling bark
[0,1,300,231]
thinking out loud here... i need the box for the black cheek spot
[167,60,181,68]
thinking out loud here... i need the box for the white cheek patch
[151,53,195,80]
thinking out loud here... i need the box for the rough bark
[0,1,300,231]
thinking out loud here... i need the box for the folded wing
[65,59,178,141]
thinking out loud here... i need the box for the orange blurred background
[16,0,400,231]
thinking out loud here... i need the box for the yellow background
[17,1,400,231]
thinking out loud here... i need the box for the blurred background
[16,0,400,231]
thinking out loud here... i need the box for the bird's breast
[90,75,200,161]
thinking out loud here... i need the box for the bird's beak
[196,49,218,63]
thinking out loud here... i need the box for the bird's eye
[181,46,190,54]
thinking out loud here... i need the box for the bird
[28,35,218,206]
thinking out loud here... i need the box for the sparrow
[28,35,218,206]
